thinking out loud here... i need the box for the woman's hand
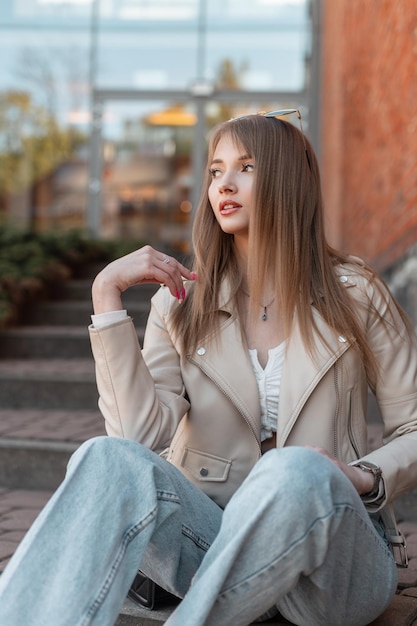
[92,245,197,314]
[305,446,374,495]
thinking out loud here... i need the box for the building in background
[320,0,417,327]
[0,0,312,252]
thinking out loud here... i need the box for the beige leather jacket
[89,261,417,530]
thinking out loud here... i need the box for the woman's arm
[309,270,417,508]
[355,273,417,507]
[89,246,196,451]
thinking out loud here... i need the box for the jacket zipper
[333,363,339,458]
[334,363,360,460]
[347,390,361,459]
[187,355,262,456]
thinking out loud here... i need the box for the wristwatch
[353,461,382,498]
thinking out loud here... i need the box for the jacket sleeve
[357,272,417,508]
[88,287,190,452]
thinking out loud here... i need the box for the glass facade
[0,0,311,250]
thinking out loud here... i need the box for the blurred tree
[0,90,86,202]
[207,58,250,125]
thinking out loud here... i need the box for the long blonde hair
[171,114,411,385]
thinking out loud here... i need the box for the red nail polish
[191,272,198,280]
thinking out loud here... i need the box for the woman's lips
[219,200,242,215]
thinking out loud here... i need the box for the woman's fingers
[154,251,197,301]
[304,445,373,495]
[92,246,196,313]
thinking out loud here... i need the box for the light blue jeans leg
[165,447,398,626]
[0,436,222,626]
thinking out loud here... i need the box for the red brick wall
[320,0,417,271]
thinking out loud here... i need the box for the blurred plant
[0,225,141,327]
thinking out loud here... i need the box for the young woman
[0,111,416,626]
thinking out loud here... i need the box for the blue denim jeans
[0,437,397,626]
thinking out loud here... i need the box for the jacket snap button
[197,347,206,356]
[339,275,348,283]
[338,335,347,343]
[200,467,209,477]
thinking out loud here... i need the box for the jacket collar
[217,278,235,314]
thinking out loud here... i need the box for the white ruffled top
[248,343,286,442]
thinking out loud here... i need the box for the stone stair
[0,273,156,492]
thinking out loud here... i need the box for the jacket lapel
[278,309,351,445]
[187,283,261,443]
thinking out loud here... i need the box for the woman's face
[208,134,255,242]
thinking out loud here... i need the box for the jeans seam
[79,506,158,626]
[181,525,211,551]
[218,502,387,599]
[156,490,181,504]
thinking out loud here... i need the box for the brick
[322,0,417,271]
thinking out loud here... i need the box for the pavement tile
[398,568,417,589]
[0,508,43,531]
[0,505,13,515]
[370,593,417,625]
[0,490,52,508]
[0,557,11,573]
[0,540,18,561]
[0,530,27,542]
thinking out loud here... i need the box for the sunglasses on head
[229,108,311,170]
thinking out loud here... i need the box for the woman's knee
[66,436,150,482]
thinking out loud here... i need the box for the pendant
[262,307,267,321]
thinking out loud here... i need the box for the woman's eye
[209,168,222,178]
[242,163,255,172]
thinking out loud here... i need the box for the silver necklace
[242,291,275,321]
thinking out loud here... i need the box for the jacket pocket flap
[180,447,232,482]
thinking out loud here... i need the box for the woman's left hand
[305,445,374,495]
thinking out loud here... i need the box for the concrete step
[0,408,104,490]
[24,300,151,327]
[116,599,176,626]
[115,598,293,625]
[0,326,91,359]
[0,325,145,359]
[0,359,97,409]
[52,280,159,303]
[0,438,77,491]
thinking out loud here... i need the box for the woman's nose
[218,178,237,193]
